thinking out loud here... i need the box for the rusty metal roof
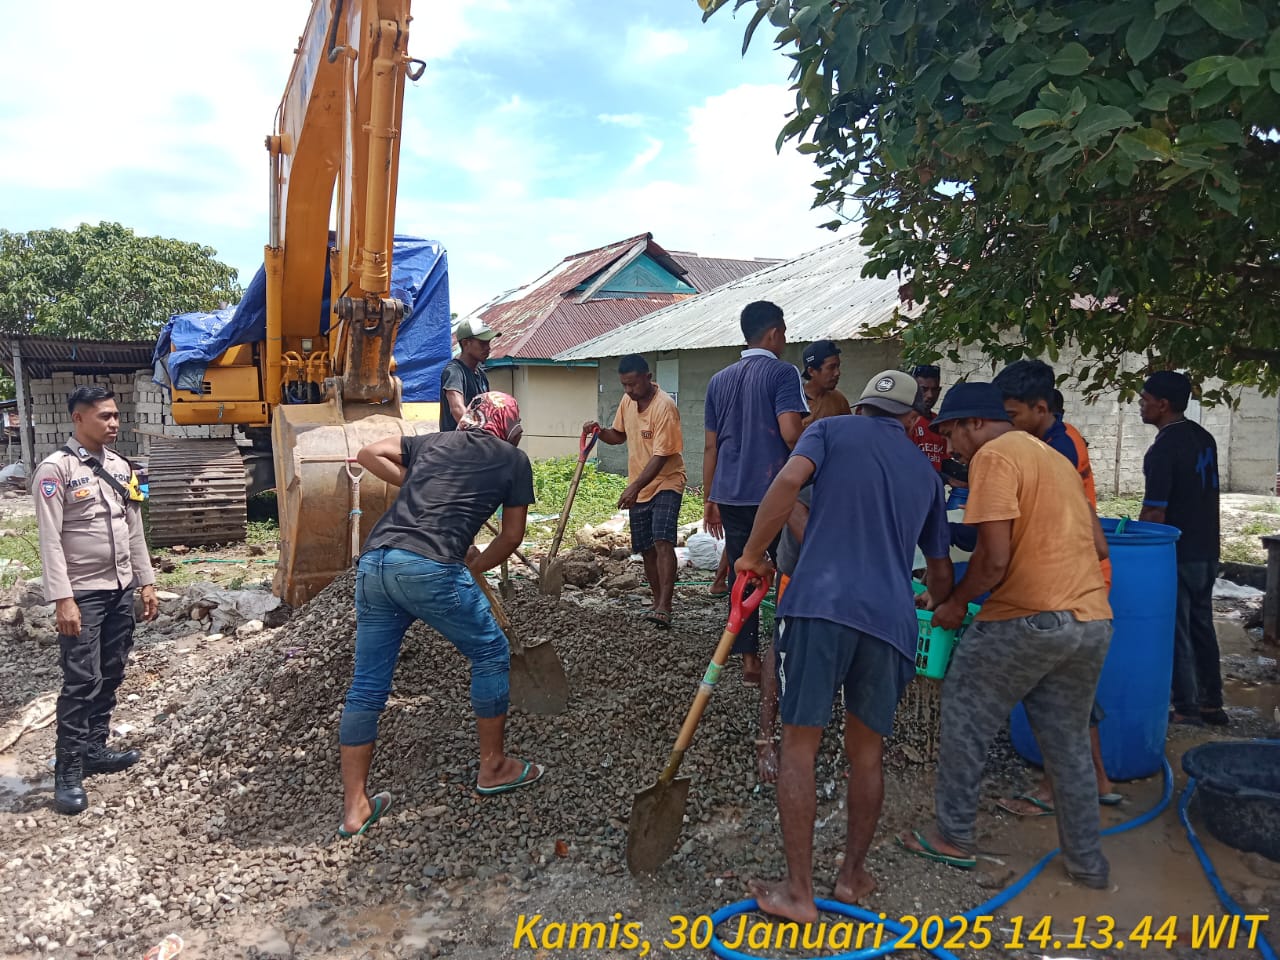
[556,233,923,360]
[467,233,780,361]
[0,335,156,380]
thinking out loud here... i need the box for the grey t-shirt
[438,359,490,431]
[776,485,812,578]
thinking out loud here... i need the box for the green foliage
[0,222,242,341]
[1096,495,1144,518]
[531,457,629,536]
[0,517,42,583]
[705,0,1280,400]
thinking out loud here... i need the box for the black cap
[931,382,1013,427]
[802,339,840,379]
[1143,370,1192,410]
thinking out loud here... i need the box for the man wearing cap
[735,370,953,923]
[337,392,544,839]
[899,383,1112,890]
[800,340,852,426]
[909,364,948,471]
[704,300,809,686]
[439,318,500,432]
[1139,371,1225,727]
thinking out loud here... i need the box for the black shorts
[629,489,682,553]
[775,616,915,736]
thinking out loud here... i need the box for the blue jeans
[339,547,510,746]
[1171,560,1223,714]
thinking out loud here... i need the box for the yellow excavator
[150,0,439,607]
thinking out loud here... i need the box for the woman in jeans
[337,392,545,838]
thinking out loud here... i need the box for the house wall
[27,370,230,465]
[503,366,597,461]
[937,344,1278,495]
[595,339,902,486]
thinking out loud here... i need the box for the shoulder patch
[40,478,59,499]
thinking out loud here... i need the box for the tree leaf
[1206,183,1240,214]
[1225,57,1262,86]
[1189,0,1246,33]
[1072,104,1138,144]
[1126,7,1167,64]
[1047,43,1092,76]
[950,47,982,81]
[1154,0,1188,13]
[1014,107,1061,128]
[1116,127,1174,159]
[741,4,770,56]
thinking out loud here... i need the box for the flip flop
[996,794,1055,817]
[477,760,545,796]
[708,586,729,599]
[337,791,392,838]
[1098,792,1124,806]
[895,830,976,870]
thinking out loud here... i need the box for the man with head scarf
[1139,371,1225,727]
[336,392,545,839]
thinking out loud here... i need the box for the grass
[0,517,42,585]
[1222,538,1265,565]
[1096,495,1142,519]
[1249,501,1280,515]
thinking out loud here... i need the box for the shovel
[473,571,570,716]
[625,571,771,875]
[483,519,539,584]
[540,426,599,597]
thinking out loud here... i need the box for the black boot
[83,743,141,775]
[53,748,88,815]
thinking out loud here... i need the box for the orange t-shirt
[964,430,1111,623]
[612,386,686,502]
[1063,420,1111,588]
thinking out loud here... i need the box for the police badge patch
[40,478,59,498]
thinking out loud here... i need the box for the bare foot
[477,756,543,791]
[747,878,819,925]
[755,743,778,784]
[833,866,876,905]
[341,795,373,835]
[742,652,762,686]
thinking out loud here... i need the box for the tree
[702,0,1280,399]
[0,223,242,342]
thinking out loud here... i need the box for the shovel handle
[580,425,600,460]
[473,572,514,633]
[483,520,537,576]
[658,572,772,785]
[546,444,594,564]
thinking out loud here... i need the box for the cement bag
[686,532,723,570]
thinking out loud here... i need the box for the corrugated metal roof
[555,233,919,360]
[669,253,785,293]
[0,336,156,380]
[466,233,781,361]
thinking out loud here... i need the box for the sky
[0,0,842,318]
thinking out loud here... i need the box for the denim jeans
[339,547,510,746]
[1171,560,1223,714]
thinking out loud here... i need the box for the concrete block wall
[936,344,1277,496]
[29,370,232,464]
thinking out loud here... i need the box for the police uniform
[32,437,153,799]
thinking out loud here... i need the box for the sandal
[337,791,393,838]
[895,829,976,870]
[477,760,546,796]
[996,793,1055,817]
[1098,792,1124,806]
[708,584,729,599]
[644,609,672,629]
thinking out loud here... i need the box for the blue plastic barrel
[1009,517,1180,781]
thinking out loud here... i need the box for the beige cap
[856,370,920,415]
[454,318,501,342]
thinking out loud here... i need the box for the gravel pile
[0,573,1041,958]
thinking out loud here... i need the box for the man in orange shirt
[585,354,686,628]
[899,382,1112,889]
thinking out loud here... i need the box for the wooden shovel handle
[472,571,513,633]
[658,572,772,784]
[546,454,591,564]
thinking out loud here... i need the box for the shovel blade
[626,776,692,875]
[508,639,570,715]
[539,559,565,597]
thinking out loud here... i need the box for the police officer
[32,386,158,814]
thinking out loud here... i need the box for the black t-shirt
[438,359,490,431]
[1143,419,1219,562]
[364,431,535,564]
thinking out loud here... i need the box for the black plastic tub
[1182,742,1280,862]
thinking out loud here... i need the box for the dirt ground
[1,491,1278,960]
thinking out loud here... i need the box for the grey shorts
[629,489,682,553]
[775,617,915,736]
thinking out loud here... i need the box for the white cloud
[598,113,647,128]
[626,26,692,63]
[625,137,665,175]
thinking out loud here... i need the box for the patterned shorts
[629,489,683,553]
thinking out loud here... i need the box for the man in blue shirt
[703,300,808,685]
[734,369,953,924]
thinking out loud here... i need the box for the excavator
[149,0,442,607]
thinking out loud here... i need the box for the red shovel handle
[728,571,772,634]
[580,425,600,460]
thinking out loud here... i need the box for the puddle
[1223,678,1280,719]
[0,753,48,804]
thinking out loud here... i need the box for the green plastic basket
[912,581,980,679]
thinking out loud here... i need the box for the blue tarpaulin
[152,236,451,403]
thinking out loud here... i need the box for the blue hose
[1178,739,1280,960]
[711,758,1175,960]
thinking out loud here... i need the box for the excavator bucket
[272,397,430,608]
